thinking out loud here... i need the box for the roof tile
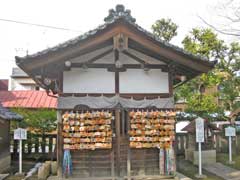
[0,90,57,109]
[0,103,23,120]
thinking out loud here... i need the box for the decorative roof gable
[15,5,216,94]
[104,4,136,23]
[16,4,211,64]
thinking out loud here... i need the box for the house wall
[0,118,10,173]
[63,46,169,94]
[63,68,115,93]
[10,78,38,90]
[63,68,169,94]
[119,69,168,93]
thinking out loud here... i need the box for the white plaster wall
[10,78,36,90]
[119,69,169,93]
[63,68,115,93]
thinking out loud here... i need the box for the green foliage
[150,17,240,120]
[175,27,240,119]
[214,42,240,112]
[182,28,227,60]
[186,94,218,114]
[11,108,57,134]
[151,18,178,42]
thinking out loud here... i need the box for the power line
[0,18,82,33]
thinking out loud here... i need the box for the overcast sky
[0,0,235,79]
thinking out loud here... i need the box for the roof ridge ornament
[104,4,136,23]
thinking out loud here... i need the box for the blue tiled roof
[0,103,23,120]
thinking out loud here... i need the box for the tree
[11,108,57,134]
[151,18,178,42]
[182,28,227,60]
[176,27,240,119]
[217,42,240,111]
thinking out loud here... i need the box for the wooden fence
[11,133,57,160]
[11,133,189,158]
[175,132,240,156]
[12,132,238,159]
[214,132,240,155]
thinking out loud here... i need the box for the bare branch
[226,0,234,6]
[198,15,240,37]
[218,14,240,22]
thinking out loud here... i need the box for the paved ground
[0,174,9,180]
[175,172,192,180]
[47,173,192,180]
[203,163,240,180]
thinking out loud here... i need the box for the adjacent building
[0,103,23,173]
[10,67,40,91]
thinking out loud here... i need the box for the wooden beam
[84,48,113,64]
[64,48,113,70]
[60,93,171,99]
[128,39,198,77]
[70,63,168,70]
[114,49,120,94]
[107,66,127,72]
[29,40,113,77]
[22,36,114,71]
[122,50,148,65]
[19,21,214,76]
[121,24,213,73]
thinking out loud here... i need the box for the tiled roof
[0,103,23,120]
[0,90,57,109]
[16,5,210,65]
[0,79,8,91]
[181,119,219,133]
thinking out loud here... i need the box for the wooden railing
[10,133,57,159]
[10,132,189,159]
[213,132,240,155]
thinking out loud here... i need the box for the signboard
[225,127,236,137]
[14,128,27,140]
[195,117,204,143]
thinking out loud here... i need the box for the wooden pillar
[49,136,53,154]
[126,110,131,180]
[114,49,120,94]
[219,134,222,151]
[115,109,121,177]
[28,133,32,154]
[186,134,189,149]
[114,47,120,178]
[42,134,46,153]
[35,136,39,153]
[168,64,175,96]
[13,139,18,157]
[89,151,93,177]
[111,149,115,180]
[57,110,63,177]
[121,110,125,136]
[235,135,238,155]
